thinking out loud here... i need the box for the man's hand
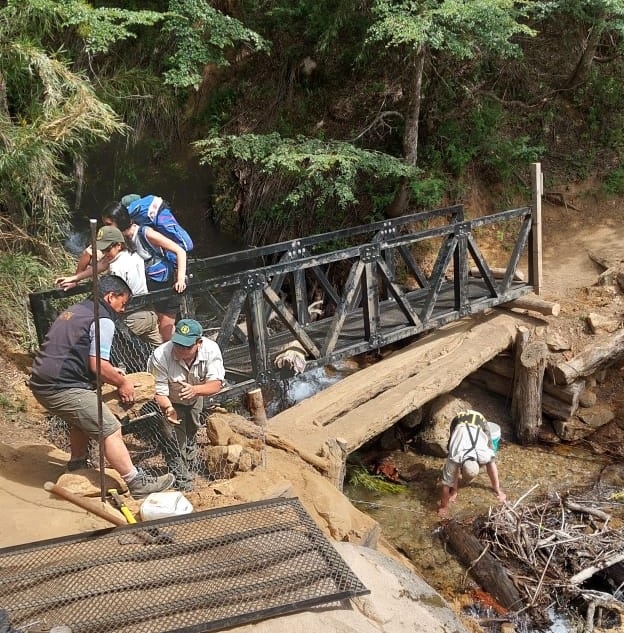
[178,381,197,401]
[117,378,135,404]
[55,276,78,290]
[495,489,507,503]
[164,405,180,425]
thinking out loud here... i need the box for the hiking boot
[66,457,93,472]
[128,469,175,499]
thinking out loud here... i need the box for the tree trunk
[512,331,548,444]
[385,47,425,219]
[566,16,605,89]
[443,520,523,611]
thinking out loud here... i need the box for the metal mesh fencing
[0,497,369,633]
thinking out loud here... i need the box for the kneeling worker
[437,410,506,518]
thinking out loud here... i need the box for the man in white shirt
[148,319,225,491]
[438,410,506,518]
[56,226,161,346]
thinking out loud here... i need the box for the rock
[101,372,155,420]
[538,420,561,444]
[578,389,597,408]
[230,542,468,633]
[577,406,614,429]
[57,468,126,496]
[586,312,621,334]
[545,331,570,352]
[206,413,235,446]
[416,395,473,457]
[551,417,595,441]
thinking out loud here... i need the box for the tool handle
[120,505,137,524]
[44,481,127,527]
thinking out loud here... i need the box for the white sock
[121,467,139,483]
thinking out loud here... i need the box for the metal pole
[89,219,106,501]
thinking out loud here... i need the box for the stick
[44,481,126,527]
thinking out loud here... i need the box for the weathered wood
[322,438,349,491]
[470,368,576,421]
[530,162,543,295]
[469,266,525,281]
[512,331,548,444]
[570,553,624,586]
[443,519,524,610]
[501,294,560,316]
[551,328,624,385]
[485,355,585,407]
[246,387,268,426]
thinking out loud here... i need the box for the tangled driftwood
[458,486,624,631]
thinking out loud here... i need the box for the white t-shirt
[448,422,494,465]
[107,250,148,296]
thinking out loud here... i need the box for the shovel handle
[44,481,127,527]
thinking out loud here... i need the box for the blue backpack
[125,195,194,283]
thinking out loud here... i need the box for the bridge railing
[28,203,534,400]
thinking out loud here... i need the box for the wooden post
[530,162,543,295]
[246,388,267,468]
[323,438,349,491]
[511,328,548,444]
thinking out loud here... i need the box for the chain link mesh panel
[0,498,368,633]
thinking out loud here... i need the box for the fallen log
[443,519,524,611]
[551,328,624,385]
[501,294,560,317]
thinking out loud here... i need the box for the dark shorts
[31,388,120,438]
[147,279,181,318]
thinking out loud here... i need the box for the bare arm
[56,258,111,289]
[88,356,135,403]
[485,462,506,502]
[144,227,187,292]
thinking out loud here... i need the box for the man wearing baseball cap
[147,319,225,491]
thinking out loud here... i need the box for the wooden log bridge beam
[268,311,543,485]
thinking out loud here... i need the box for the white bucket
[488,422,501,453]
[140,491,193,521]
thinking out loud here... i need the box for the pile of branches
[475,485,624,630]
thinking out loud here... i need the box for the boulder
[416,395,472,457]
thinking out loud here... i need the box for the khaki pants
[123,310,162,346]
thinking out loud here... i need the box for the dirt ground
[2,181,624,551]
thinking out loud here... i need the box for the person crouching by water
[437,410,506,519]
[28,275,175,498]
[147,319,225,492]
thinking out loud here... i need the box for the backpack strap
[461,423,480,464]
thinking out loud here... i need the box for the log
[246,388,268,427]
[501,294,560,317]
[512,331,548,444]
[470,369,576,421]
[551,328,624,385]
[443,520,524,611]
[484,356,585,407]
[469,266,525,281]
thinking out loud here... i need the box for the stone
[101,372,155,420]
[545,331,570,352]
[552,417,595,441]
[57,468,126,496]
[206,413,235,446]
[586,312,621,334]
[578,389,597,408]
[577,406,615,429]
[416,395,473,457]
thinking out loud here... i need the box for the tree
[367,0,535,216]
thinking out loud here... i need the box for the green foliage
[0,251,64,349]
[604,167,624,194]
[409,175,447,209]
[367,0,535,58]
[347,466,406,494]
[195,132,416,211]
[163,0,268,89]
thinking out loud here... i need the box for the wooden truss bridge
[29,197,541,402]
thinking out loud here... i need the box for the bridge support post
[530,162,543,295]
[322,438,349,491]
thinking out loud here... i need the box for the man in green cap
[147,318,225,491]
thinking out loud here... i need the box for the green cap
[121,194,141,208]
[96,226,125,250]
[171,319,203,347]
